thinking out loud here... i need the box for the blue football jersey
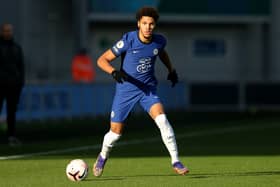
[111,30,166,89]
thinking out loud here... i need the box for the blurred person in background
[72,48,95,83]
[0,23,25,146]
[93,7,189,176]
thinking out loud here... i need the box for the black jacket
[0,37,25,85]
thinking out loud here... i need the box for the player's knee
[110,122,124,135]
[149,103,165,119]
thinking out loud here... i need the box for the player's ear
[137,21,140,29]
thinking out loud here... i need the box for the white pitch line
[0,123,278,160]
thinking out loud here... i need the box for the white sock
[155,114,179,164]
[100,130,121,159]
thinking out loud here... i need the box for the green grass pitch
[0,112,279,187]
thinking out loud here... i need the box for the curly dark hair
[136,7,159,23]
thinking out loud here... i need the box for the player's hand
[167,70,178,87]
[111,70,128,83]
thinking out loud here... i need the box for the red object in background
[72,54,95,83]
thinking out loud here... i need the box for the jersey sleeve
[111,33,129,57]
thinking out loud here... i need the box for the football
[66,159,88,181]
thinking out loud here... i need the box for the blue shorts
[110,86,161,123]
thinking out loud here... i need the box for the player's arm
[158,49,174,73]
[97,49,117,74]
[159,49,178,87]
[97,49,128,83]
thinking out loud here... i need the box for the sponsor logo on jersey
[137,57,152,73]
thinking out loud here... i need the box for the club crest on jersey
[153,48,158,55]
[116,40,124,49]
[137,57,152,73]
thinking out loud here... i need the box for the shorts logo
[137,57,152,73]
[111,111,115,118]
[153,48,158,55]
[116,40,124,49]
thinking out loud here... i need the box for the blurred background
[0,0,279,121]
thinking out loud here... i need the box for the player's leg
[149,103,179,163]
[93,122,124,177]
[149,103,189,175]
[93,92,139,177]
[100,122,123,159]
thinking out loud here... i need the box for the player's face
[137,16,156,41]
